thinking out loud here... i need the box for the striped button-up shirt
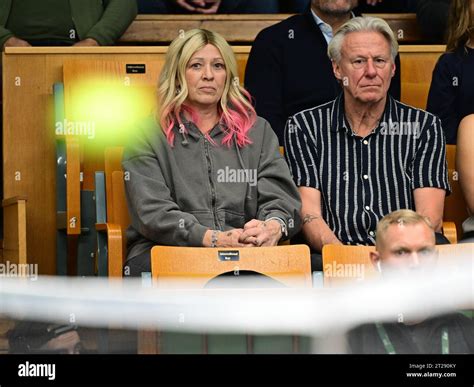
[285,94,450,245]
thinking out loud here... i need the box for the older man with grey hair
[245,1,402,145]
[285,16,450,271]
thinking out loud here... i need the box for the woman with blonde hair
[427,0,474,144]
[122,29,301,276]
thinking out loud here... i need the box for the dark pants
[460,231,474,243]
[137,0,279,14]
[123,250,151,277]
[435,232,451,245]
[279,0,418,13]
[279,0,310,13]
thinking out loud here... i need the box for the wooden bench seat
[119,13,424,44]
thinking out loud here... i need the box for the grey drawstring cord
[179,124,189,146]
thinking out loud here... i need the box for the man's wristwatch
[265,217,288,239]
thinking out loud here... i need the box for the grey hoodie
[122,115,302,260]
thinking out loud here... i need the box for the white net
[0,252,472,354]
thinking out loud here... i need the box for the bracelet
[211,230,219,248]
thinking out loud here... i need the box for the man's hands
[2,36,100,49]
[365,0,383,5]
[239,219,282,247]
[174,0,221,14]
[73,38,99,47]
[3,36,31,48]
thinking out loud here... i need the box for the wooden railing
[119,13,424,44]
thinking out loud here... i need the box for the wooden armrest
[442,221,457,244]
[2,196,27,264]
[66,136,81,235]
[2,196,27,207]
[96,223,123,278]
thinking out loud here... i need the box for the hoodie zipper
[204,139,221,230]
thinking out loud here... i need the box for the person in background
[137,0,279,14]
[285,17,450,272]
[122,29,301,276]
[8,321,83,354]
[137,0,168,13]
[279,0,313,13]
[416,0,451,43]
[358,0,417,12]
[348,209,474,354]
[426,0,474,144]
[0,0,137,49]
[282,0,417,14]
[456,114,474,243]
[245,0,401,145]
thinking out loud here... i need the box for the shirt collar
[330,93,399,136]
[330,94,350,133]
[311,9,356,44]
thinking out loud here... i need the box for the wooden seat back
[151,244,312,288]
[399,45,445,109]
[322,243,474,288]
[322,245,378,288]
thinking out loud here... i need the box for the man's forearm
[301,213,342,251]
[414,188,446,232]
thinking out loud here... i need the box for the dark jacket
[357,0,417,13]
[427,46,474,144]
[244,9,401,144]
[0,0,137,47]
[349,313,474,354]
[278,0,417,13]
[137,0,279,14]
[416,0,451,43]
[122,116,302,260]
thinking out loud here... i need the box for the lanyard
[375,323,449,354]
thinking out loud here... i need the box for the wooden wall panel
[399,45,445,110]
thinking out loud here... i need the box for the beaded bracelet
[211,230,219,248]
